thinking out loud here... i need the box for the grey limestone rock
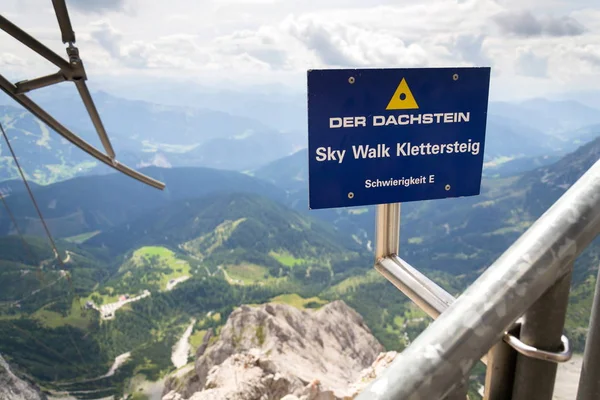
[166,300,384,400]
[0,354,48,400]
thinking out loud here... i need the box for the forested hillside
[0,167,285,238]
[261,136,600,350]
[0,133,598,399]
[0,189,374,398]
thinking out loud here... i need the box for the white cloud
[1,0,599,100]
[569,45,600,68]
[432,33,492,67]
[283,16,428,68]
[571,9,600,30]
[214,26,292,68]
[69,0,127,14]
[212,0,282,3]
[0,53,27,68]
[88,20,206,69]
[90,20,122,58]
[515,47,548,77]
[493,10,586,37]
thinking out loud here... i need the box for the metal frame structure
[358,158,600,399]
[0,1,165,190]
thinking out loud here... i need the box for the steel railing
[357,157,600,400]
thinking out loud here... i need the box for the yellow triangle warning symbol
[386,78,419,110]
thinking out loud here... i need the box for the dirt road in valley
[171,319,196,368]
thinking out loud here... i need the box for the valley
[4,0,600,395]
[0,95,599,400]
[0,188,375,398]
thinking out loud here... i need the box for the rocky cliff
[163,300,386,400]
[0,354,47,400]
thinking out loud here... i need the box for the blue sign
[307,67,491,210]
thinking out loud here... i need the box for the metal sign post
[375,203,400,260]
[306,66,491,318]
[307,67,491,399]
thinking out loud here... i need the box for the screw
[348,77,355,84]
[453,74,459,81]
[445,184,451,191]
[348,192,354,199]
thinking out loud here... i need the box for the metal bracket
[504,331,572,363]
[0,7,164,190]
[374,203,401,261]
[52,0,76,44]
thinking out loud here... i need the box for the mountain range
[1,89,599,185]
[489,99,600,135]
[3,135,599,280]
[0,167,285,238]
[0,89,599,399]
[0,90,305,183]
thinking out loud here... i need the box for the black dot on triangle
[399,93,407,101]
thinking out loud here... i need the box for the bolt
[453,74,459,81]
[445,184,451,191]
[348,77,355,84]
[348,192,355,199]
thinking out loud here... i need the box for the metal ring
[503,333,572,363]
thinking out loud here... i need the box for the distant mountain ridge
[489,98,600,134]
[32,90,272,147]
[254,136,600,280]
[0,166,285,238]
[2,91,599,185]
[86,192,360,260]
[253,122,600,188]
[4,135,599,275]
[0,179,41,196]
[0,92,305,183]
[252,148,308,190]
[0,105,99,185]
[517,134,600,217]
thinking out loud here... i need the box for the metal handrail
[577,245,600,399]
[357,158,600,400]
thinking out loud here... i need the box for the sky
[1,0,600,101]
